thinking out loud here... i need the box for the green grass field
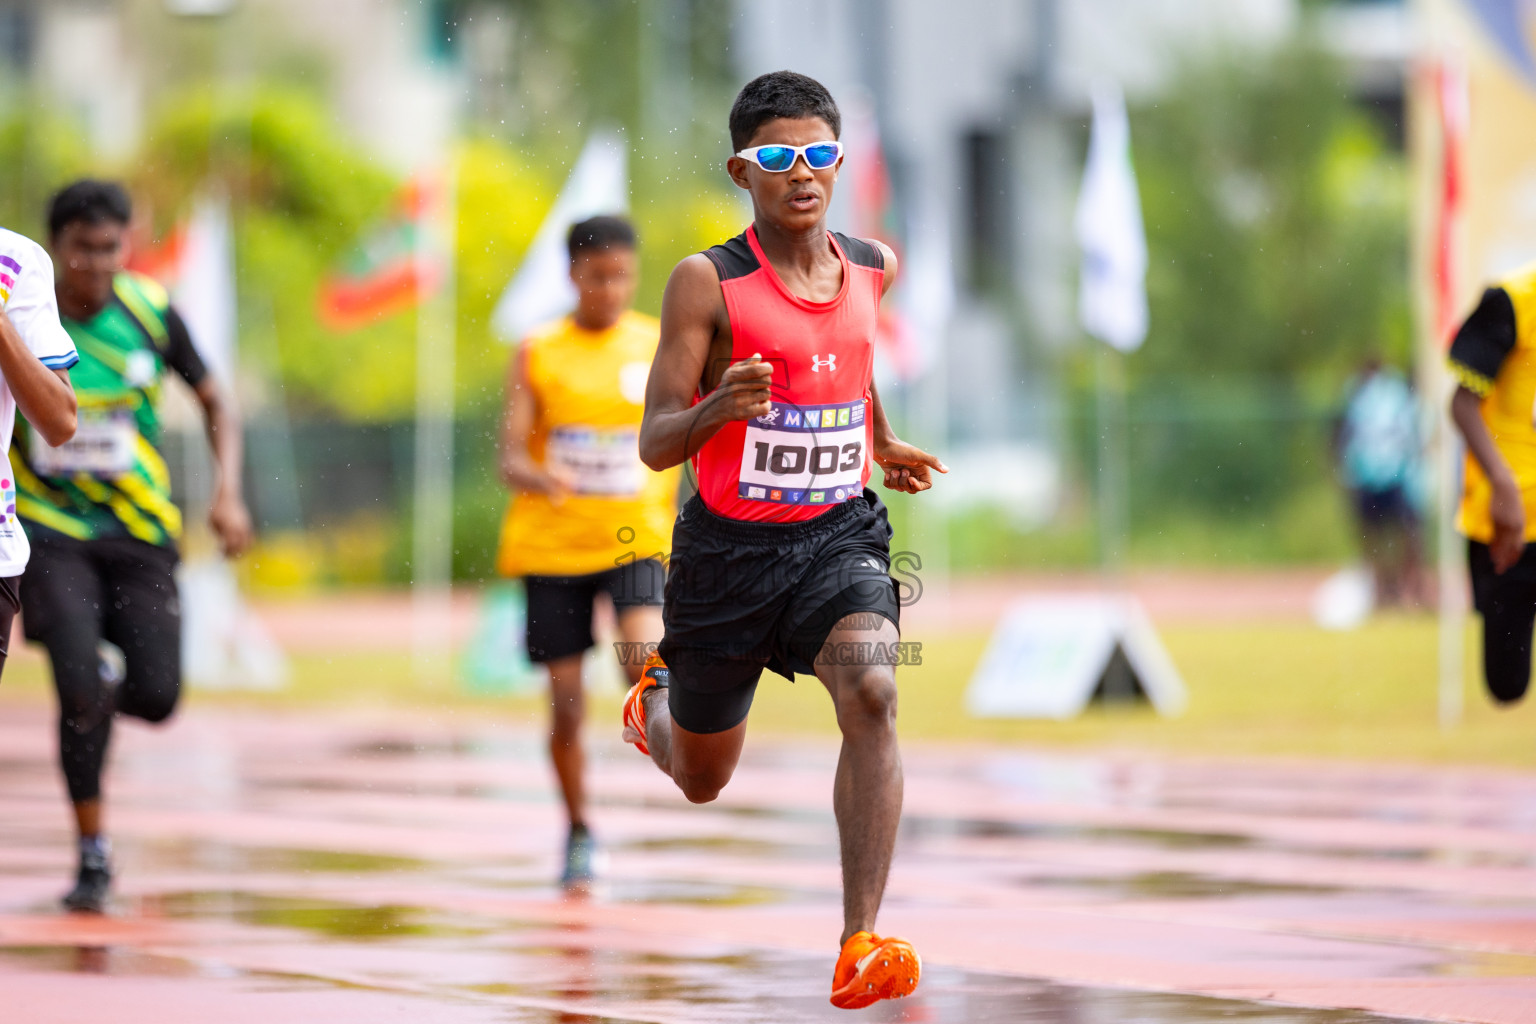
[0,614,1528,768]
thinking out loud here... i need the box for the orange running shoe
[620,651,669,756]
[829,931,921,1009]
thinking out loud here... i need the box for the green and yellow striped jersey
[12,272,209,547]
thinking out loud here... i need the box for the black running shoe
[62,844,112,914]
[561,824,597,888]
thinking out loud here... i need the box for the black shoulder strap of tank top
[702,232,759,281]
[832,232,884,271]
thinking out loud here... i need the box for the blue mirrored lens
[804,143,840,168]
[755,146,796,171]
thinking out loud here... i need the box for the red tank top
[694,225,884,522]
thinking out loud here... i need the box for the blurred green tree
[130,85,742,424]
[1093,38,1411,538]
[447,0,738,150]
[0,103,92,241]
[1131,40,1409,384]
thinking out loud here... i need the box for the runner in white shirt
[0,227,78,678]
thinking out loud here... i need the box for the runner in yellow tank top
[497,216,677,886]
[1449,262,1536,706]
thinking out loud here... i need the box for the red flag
[317,177,444,332]
[1433,57,1469,348]
[126,225,187,288]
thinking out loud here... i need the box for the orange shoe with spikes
[829,931,921,1009]
[620,651,668,756]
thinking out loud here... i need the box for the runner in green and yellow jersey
[15,180,252,914]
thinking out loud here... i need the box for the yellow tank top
[1458,265,1536,542]
[496,311,678,577]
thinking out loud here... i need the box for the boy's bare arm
[0,309,74,447]
[873,240,899,298]
[640,255,771,471]
[498,344,574,499]
[1451,385,1525,571]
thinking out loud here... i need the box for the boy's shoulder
[699,230,757,281]
[114,270,172,313]
[1498,263,1536,324]
[0,228,51,279]
[831,232,885,271]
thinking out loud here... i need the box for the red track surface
[1,703,1532,1023]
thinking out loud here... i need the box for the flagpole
[1432,57,1468,729]
[1096,343,1128,574]
[411,159,458,683]
[920,311,951,615]
[1076,80,1144,577]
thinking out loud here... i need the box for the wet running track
[0,706,1532,1023]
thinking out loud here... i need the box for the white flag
[1075,81,1148,352]
[491,132,628,342]
[174,192,237,381]
[899,189,954,377]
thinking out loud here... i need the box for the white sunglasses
[735,141,844,172]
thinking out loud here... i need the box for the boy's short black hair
[729,71,841,152]
[567,215,636,261]
[48,179,132,238]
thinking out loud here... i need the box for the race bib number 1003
[738,398,866,506]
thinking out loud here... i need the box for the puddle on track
[1,941,1432,1023]
[143,890,494,941]
[1024,870,1343,901]
[0,944,207,978]
[122,838,429,875]
[615,834,806,858]
[602,877,796,907]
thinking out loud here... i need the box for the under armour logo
[812,354,837,372]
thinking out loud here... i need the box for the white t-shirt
[0,228,78,576]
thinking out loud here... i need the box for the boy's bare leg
[615,605,664,685]
[815,614,903,945]
[546,654,586,828]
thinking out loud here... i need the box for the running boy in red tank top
[623,71,945,1010]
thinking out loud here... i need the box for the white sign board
[966,595,1185,719]
[180,559,288,692]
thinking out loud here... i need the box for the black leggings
[0,574,19,680]
[1468,540,1536,705]
[21,528,182,803]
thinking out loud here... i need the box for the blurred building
[0,0,478,167]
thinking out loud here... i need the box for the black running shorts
[1468,539,1536,704]
[658,488,901,734]
[523,557,665,663]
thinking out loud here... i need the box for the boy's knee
[677,776,723,804]
[551,700,583,735]
[133,696,178,724]
[672,757,735,804]
[1486,664,1530,705]
[59,688,109,727]
[837,667,898,728]
[1483,625,1534,705]
[121,679,179,724]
